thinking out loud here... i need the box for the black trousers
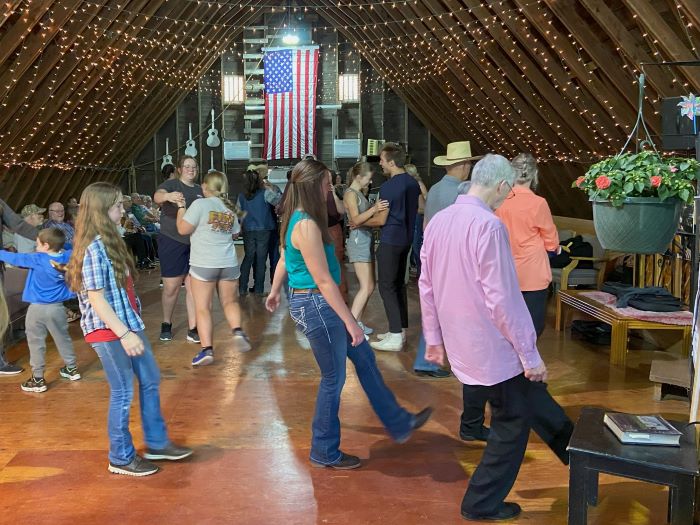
[376,243,410,333]
[522,288,549,338]
[123,233,147,262]
[461,374,573,517]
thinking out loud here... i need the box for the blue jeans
[90,331,169,465]
[288,290,414,465]
[240,229,272,294]
[411,213,424,277]
[413,332,441,372]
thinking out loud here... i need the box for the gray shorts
[189,265,241,282]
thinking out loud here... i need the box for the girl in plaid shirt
[66,182,192,477]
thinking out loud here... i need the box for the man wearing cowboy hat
[413,141,491,442]
[424,141,482,224]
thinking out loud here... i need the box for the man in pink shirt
[419,154,572,522]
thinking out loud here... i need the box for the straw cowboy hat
[433,141,483,166]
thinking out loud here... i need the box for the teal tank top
[285,210,341,289]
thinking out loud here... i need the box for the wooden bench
[556,289,691,367]
[649,359,691,401]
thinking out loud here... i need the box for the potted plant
[572,150,700,254]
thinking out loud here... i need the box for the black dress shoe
[310,452,361,470]
[397,407,434,443]
[461,502,522,522]
[414,369,451,378]
[460,425,490,442]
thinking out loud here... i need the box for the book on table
[604,412,683,446]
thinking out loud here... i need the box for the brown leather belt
[289,287,321,294]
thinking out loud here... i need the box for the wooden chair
[552,216,620,291]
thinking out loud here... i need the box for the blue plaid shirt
[77,237,144,336]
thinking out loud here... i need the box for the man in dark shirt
[370,143,420,352]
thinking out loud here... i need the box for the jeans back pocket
[289,305,307,334]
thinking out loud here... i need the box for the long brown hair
[280,159,332,248]
[242,169,263,200]
[66,183,136,292]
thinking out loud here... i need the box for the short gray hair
[457,181,472,194]
[471,154,516,188]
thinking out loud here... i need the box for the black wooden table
[568,407,698,525]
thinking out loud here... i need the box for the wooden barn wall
[127,37,436,199]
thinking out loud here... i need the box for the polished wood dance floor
[0,270,690,524]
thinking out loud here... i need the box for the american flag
[263,47,319,160]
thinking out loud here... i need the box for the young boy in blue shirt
[0,227,80,392]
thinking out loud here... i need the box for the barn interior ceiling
[1,0,699,215]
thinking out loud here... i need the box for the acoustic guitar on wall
[209,150,216,173]
[207,109,220,148]
[185,123,197,157]
[161,137,173,169]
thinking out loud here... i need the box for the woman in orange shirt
[494,153,559,337]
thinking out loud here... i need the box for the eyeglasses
[49,209,64,213]
[502,181,515,200]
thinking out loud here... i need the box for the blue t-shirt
[238,189,276,231]
[378,172,421,246]
[0,250,75,304]
[285,211,340,289]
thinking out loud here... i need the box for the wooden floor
[0,267,691,524]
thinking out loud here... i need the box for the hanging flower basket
[592,197,682,254]
[572,151,700,254]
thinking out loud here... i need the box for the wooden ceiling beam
[619,0,700,93]
[110,7,266,169]
[412,0,571,156]
[438,0,583,157]
[5,0,165,206]
[490,0,627,152]
[56,0,237,202]
[457,0,597,152]
[677,0,700,33]
[103,3,265,167]
[316,3,474,147]
[0,1,25,33]
[513,0,641,139]
[391,0,526,155]
[0,0,54,65]
[354,1,505,152]
[1,0,131,204]
[558,0,674,102]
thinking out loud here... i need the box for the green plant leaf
[635,181,645,193]
[623,182,634,193]
[680,188,691,202]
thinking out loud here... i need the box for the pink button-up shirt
[419,195,543,386]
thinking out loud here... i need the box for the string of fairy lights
[0,0,698,172]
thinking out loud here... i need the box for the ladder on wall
[243,25,268,163]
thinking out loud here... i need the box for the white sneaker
[358,322,374,336]
[377,330,406,343]
[370,332,404,352]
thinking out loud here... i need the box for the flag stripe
[263,47,318,160]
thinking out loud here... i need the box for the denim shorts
[157,234,190,277]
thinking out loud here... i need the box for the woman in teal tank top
[265,159,432,471]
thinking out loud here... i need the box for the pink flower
[670,166,678,173]
[575,176,585,187]
[651,175,662,188]
[595,175,611,190]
